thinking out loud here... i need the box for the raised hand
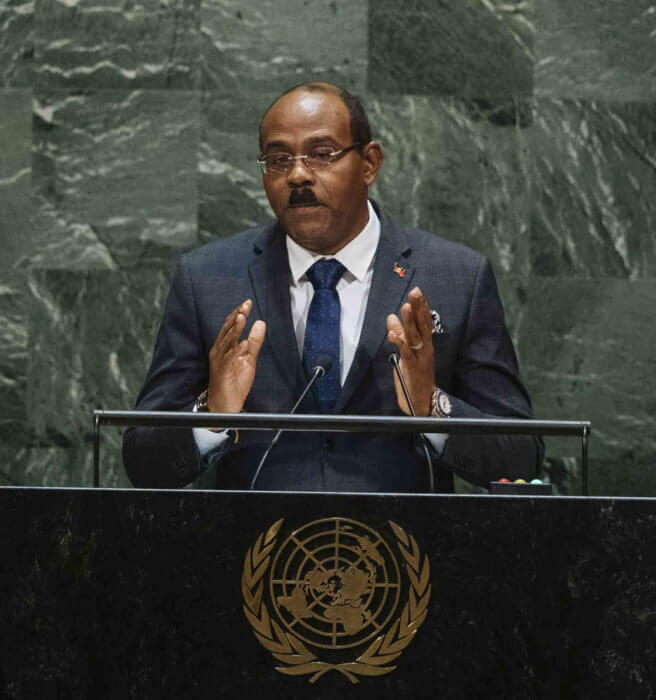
[207,300,266,413]
[386,287,435,416]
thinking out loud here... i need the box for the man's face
[260,89,382,255]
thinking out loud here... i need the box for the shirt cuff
[192,401,230,456]
[422,432,449,457]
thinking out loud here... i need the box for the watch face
[438,392,452,416]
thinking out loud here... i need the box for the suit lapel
[334,212,414,414]
[249,225,308,399]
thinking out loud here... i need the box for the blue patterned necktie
[302,259,346,413]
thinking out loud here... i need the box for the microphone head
[384,341,400,363]
[313,354,334,375]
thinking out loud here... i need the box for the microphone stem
[249,365,325,490]
[389,354,435,493]
[389,354,416,417]
[290,367,324,414]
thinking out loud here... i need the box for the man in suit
[123,82,543,492]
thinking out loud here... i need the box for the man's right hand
[207,299,266,413]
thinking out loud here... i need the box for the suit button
[323,437,334,451]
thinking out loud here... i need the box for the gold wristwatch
[430,387,452,418]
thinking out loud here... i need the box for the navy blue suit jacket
[123,206,543,491]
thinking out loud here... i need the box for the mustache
[289,188,318,206]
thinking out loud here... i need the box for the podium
[2,486,656,698]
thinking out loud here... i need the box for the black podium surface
[2,487,656,698]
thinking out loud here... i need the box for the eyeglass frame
[257,143,363,175]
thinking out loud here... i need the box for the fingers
[208,302,264,414]
[386,313,406,347]
[213,299,252,353]
[409,287,432,339]
[387,287,429,349]
[407,287,432,342]
[241,320,266,361]
[387,287,435,416]
[387,313,418,358]
[401,302,422,350]
[387,286,436,365]
[387,315,417,371]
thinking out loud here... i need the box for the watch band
[197,388,210,412]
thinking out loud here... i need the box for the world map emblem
[241,517,431,683]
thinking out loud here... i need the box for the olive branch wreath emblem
[241,519,431,684]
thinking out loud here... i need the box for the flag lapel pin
[393,262,406,278]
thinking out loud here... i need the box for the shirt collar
[286,200,381,285]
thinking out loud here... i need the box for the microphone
[250,355,334,490]
[385,342,435,492]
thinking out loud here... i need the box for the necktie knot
[306,259,346,291]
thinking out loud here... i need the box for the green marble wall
[1,0,654,494]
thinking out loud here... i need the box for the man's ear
[361,141,384,187]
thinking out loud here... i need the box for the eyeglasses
[257,143,362,174]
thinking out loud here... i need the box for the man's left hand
[386,287,435,416]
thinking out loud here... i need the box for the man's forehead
[261,89,350,147]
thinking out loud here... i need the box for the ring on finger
[410,341,424,351]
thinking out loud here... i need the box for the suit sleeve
[439,257,545,487]
[122,255,226,488]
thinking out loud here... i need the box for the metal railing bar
[94,410,589,436]
[92,410,591,495]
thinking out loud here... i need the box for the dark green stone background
[0,0,654,494]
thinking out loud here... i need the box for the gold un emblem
[241,517,431,684]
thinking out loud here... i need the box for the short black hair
[259,82,372,152]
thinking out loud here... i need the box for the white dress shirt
[193,200,447,457]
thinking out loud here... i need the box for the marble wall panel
[519,278,656,466]
[199,91,273,242]
[535,0,656,100]
[368,0,533,97]
[0,89,32,448]
[0,290,28,448]
[0,0,33,86]
[0,444,127,487]
[530,100,656,278]
[494,273,529,352]
[202,0,368,96]
[0,89,31,281]
[541,455,656,498]
[368,96,532,277]
[34,0,201,89]
[31,90,200,271]
[590,455,656,498]
[26,267,173,485]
